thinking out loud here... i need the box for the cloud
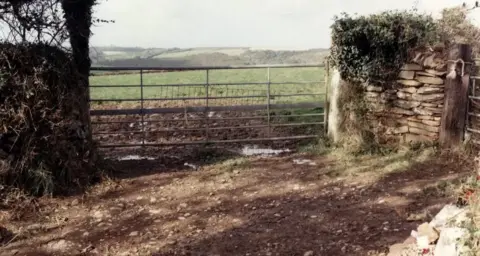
[90,0,479,49]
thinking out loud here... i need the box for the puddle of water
[241,145,291,156]
[115,155,156,161]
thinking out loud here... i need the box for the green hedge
[330,11,438,85]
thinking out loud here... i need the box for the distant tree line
[93,49,329,67]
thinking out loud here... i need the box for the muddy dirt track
[0,148,473,256]
[91,106,323,158]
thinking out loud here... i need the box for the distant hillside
[90,46,329,67]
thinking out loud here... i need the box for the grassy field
[89,67,327,106]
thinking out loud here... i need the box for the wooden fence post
[439,44,472,147]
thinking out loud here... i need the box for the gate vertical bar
[140,69,145,146]
[474,76,476,97]
[468,78,475,135]
[205,69,210,142]
[266,67,271,137]
[324,60,329,134]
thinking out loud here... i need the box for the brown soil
[91,109,322,147]
[0,148,473,256]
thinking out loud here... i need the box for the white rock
[304,251,314,256]
[417,222,439,243]
[46,239,75,252]
[429,204,469,231]
[416,235,430,249]
[433,227,467,256]
[293,159,317,166]
[92,210,103,219]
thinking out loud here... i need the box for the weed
[458,155,480,255]
[219,158,251,173]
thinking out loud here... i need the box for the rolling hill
[90,46,329,67]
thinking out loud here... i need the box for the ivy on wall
[330,11,438,86]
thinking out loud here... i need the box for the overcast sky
[91,0,480,49]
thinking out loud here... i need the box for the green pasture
[89,67,327,105]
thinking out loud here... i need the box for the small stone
[150,197,157,203]
[129,231,139,237]
[46,239,74,252]
[393,126,409,134]
[390,107,415,116]
[417,87,443,94]
[424,83,445,88]
[409,127,438,137]
[421,102,437,107]
[393,100,421,109]
[304,250,314,256]
[179,203,188,208]
[402,63,423,71]
[422,54,436,68]
[399,87,417,94]
[418,115,434,120]
[397,80,423,87]
[398,70,415,79]
[416,71,436,77]
[366,85,383,92]
[412,93,444,102]
[407,212,427,221]
[184,213,191,217]
[178,216,186,220]
[425,69,447,76]
[423,107,442,114]
[136,196,144,200]
[396,91,412,100]
[387,243,407,256]
[421,119,441,127]
[408,121,440,133]
[366,92,380,98]
[71,199,79,206]
[413,108,434,116]
[417,222,439,244]
[92,211,103,219]
[415,76,444,85]
[167,240,177,245]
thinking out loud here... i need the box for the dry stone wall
[364,50,447,144]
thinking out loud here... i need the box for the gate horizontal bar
[468,112,480,117]
[92,122,324,135]
[97,135,319,148]
[91,64,325,71]
[90,95,268,102]
[90,102,325,116]
[467,127,480,134]
[89,81,325,88]
[90,113,326,125]
[90,93,325,102]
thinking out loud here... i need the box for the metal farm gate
[88,64,328,148]
[467,58,480,144]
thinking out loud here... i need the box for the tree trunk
[61,0,95,145]
[61,0,96,166]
